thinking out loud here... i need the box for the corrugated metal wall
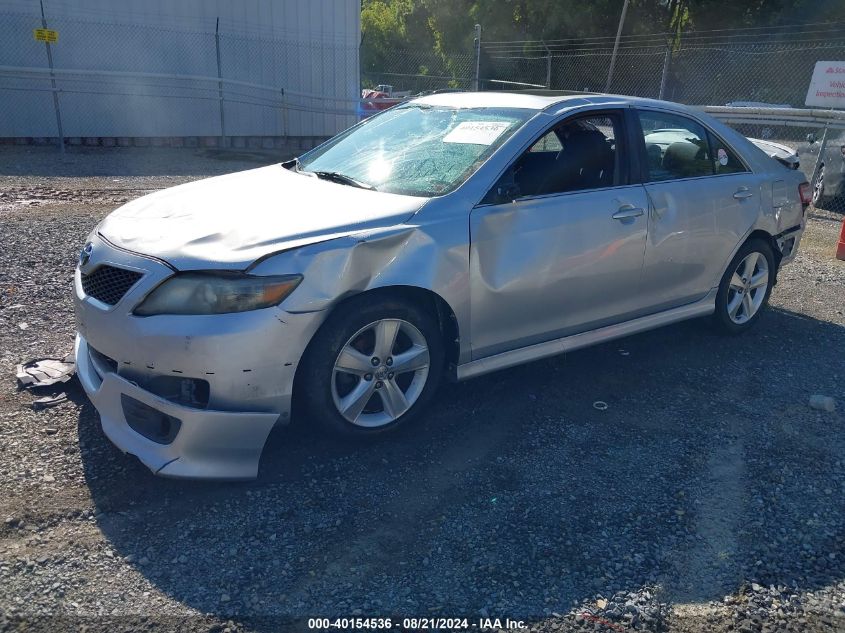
[0,0,361,137]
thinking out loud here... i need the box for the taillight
[799,182,812,206]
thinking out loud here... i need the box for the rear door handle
[733,187,754,200]
[612,204,645,220]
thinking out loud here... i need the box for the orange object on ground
[837,217,845,261]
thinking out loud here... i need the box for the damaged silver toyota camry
[74,92,811,478]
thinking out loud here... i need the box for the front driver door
[469,110,651,360]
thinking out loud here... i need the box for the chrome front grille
[81,265,143,306]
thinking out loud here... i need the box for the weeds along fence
[362,23,845,108]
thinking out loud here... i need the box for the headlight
[134,273,302,316]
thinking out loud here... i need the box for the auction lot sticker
[444,121,511,145]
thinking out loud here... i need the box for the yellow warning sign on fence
[33,28,58,43]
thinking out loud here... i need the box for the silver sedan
[73,92,811,479]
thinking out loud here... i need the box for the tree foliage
[363,0,845,56]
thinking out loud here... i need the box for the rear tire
[712,238,775,334]
[298,294,445,436]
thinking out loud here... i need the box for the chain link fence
[361,48,476,94]
[362,28,845,215]
[483,35,845,215]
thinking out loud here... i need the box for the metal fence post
[658,44,671,99]
[473,24,482,91]
[215,17,227,147]
[605,0,630,93]
[39,0,64,153]
[810,125,830,196]
[281,88,288,140]
[543,41,551,89]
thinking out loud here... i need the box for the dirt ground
[0,145,844,633]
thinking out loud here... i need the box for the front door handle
[733,187,754,200]
[612,204,645,220]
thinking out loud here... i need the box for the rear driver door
[635,109,763,312]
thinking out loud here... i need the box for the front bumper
[73,233,324,479]
[76,334,279,479]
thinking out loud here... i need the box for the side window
[708,132,747,175]
[487,113,622,202]
[638,111,713,181]
[529,132,562,153]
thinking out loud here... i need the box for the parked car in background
[747,138,801,170]
[724,101,792,140]
[642,128,800,171]
[73,92,811,479]
[360,84,410,115]
[797,131,845,207]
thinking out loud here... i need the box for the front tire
[298,294,445,436]
[712,238,775,334]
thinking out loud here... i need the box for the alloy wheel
[331,318,430,427]
[726,251,769,325]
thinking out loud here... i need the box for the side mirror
[806,133,816,144]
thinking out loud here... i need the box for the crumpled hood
[97,165,426,270]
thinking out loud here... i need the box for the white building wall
[0,0,361,137]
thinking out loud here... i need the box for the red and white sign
[805,61,845,109]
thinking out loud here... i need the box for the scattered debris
[593,400,609,411]
[17,322,29,330]
[31,393,68,410]
[809,394,836,412]
[15,354,75,389]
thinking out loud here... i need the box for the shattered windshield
[297,104,533,197]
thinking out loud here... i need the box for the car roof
[409,90,698,115]
[410,91,783,174]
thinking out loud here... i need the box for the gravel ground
[1,145,844,633]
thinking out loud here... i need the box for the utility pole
[605,0,630,94]
[473,24,482,91]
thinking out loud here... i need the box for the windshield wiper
[312,171,376,191]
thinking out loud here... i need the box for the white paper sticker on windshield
[443,121,511,145]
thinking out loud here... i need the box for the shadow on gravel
[76,307,845,627]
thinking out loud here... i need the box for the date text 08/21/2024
[306,617,528,630]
